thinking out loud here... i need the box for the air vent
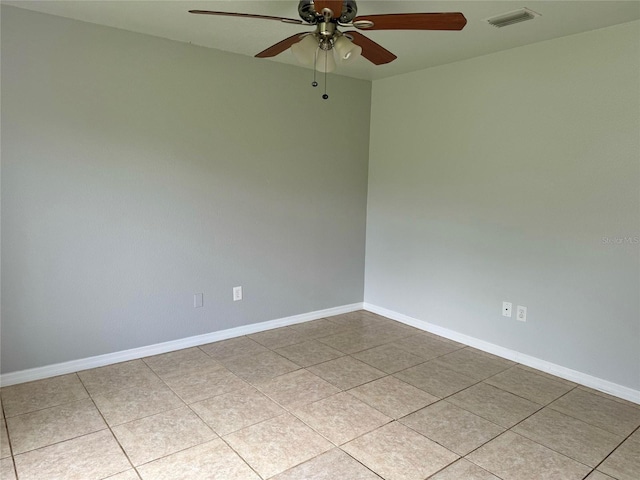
[486,8,540,28]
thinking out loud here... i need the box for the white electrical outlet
[517,305,527,322]
[502,301,512,317]
[194,293,203,308]
[233,286,243,302]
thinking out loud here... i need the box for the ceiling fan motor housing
[298,1,358,24]
[318,21,336,49]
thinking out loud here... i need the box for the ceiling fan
[190,0,467,97]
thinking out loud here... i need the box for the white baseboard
[5,300,638,405]
[364,303,640,405]
[0,302,364,387]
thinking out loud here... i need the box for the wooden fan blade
[345,31,397,65]
[314,1,344,18]
[353,12,467,31]
[189,10,303,25]
[256,33,308,58]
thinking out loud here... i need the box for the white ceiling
[4,1,639,80]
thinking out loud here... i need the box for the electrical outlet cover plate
[517,305,527,322]
[502,301,512,317]
[194,293,204,308]
[233,286,243,302]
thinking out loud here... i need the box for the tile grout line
[333,448,384,480]
[216,326,572,478]
[216,433,267,480]
[194,324,404,478]
[447,383,573,458]
[543,390,639,438]
[75,371,142,479]
[85,362,237,478]
[255,329,459,476]
[138,354,263,477]
[1,397,21,480]
[82,358,245,479]
[141,342,305,479]
[371,357,609,476]
[583,423,640,479]
[456,382,631,480]
[425,459,507,480]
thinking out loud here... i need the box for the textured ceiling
[4,1,640,80]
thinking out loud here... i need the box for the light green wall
[1,6,371,372]
[365,20,640,389]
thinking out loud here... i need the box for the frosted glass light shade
[291,35,318,65]
[315,48,336,73]
[333,36,362,62]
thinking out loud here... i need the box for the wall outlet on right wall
[516,305,527,322]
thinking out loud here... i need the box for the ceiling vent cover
[486,8,540,28]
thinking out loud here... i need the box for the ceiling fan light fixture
[333,35,362,62]
[315,48,336,73]
[291,34,318,65]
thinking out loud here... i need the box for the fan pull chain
[311,47,318,88]
[322,51,329,100]
[310,46,328,100]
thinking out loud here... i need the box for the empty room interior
[1,1,639,479]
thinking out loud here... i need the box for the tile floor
[1,311,639,479]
